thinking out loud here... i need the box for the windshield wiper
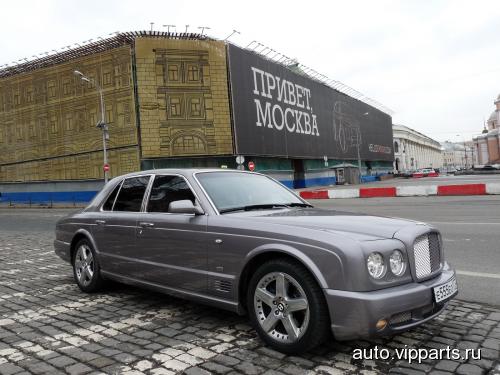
[284,202,313,208]
[220,204,289,214]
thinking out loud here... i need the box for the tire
[72,238,104,293]
[247,258,330,354]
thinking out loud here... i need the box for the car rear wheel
[72,238,104,293]
[247,258,330,354]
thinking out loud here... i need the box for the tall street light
[74,70,109,183]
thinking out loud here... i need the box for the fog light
[376,319,388,331]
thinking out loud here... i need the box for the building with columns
[473,94,500,165]
[392,124,442,172]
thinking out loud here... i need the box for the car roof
[112,168,257,180]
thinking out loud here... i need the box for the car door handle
[95,220,106,225]
[139,222,155,228]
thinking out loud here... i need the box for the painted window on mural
[186,64,200,81]
[168,64,180,82]
[188,96,203,118]
[48,81,56,98]
[168,95,184,118]
[172,135,206,154]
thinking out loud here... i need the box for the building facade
[441,141,474,170]
[473,94,500,165]
[0,32,394,203]
[392,124,442,172]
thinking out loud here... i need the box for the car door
[134,174,208,293]
[91,175,151,278]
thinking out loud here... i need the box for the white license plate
[433,277,458,303]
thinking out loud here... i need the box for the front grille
[413,233,441,279]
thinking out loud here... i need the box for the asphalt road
[312,195,500,307]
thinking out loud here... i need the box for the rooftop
[0,31,211,79]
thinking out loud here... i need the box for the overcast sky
[2,0,499,142]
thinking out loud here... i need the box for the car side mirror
[168,200,204,215]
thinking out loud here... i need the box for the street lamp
[74,70,109,183]
[456,134,468,170]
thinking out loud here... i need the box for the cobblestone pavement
[0,230,499,375]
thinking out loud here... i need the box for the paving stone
[65,363,93,375]
[1,227,500,375]
[455,363,483,375]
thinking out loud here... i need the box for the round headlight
[389,250,406,276]
[367,252,386,279]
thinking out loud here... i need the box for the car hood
[226,208,419,241]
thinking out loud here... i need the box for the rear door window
[147,175,196,213]
[113,176,150,212]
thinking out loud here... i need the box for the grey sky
[2,0,499,142]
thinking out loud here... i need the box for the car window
[102,181,122,211]
[147,175,196,213]
[113,176,150,212]
[196,172,303,212]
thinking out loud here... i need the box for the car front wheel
[247,258,330,354]
[72,238,104,293]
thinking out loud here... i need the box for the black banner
[228,44,394,161]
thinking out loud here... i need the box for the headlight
[389,250,406,276]
[367,252,386,279]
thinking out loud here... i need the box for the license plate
[433,277,458,303]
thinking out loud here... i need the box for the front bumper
[54,239,71,263]
[325,266,457,340]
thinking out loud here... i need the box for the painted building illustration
[0,31,393,203]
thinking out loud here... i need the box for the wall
[0,180,103,205]
[0,45,140,182]
[134,38,233,161]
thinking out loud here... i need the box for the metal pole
[97,82,108,184]
[74,70,108,184]
[357,130,362,184]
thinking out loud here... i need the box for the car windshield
[196,171,308,213]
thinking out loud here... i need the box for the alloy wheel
[254,272,310,343]
[74,244,94,287]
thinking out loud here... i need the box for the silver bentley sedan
[54,169,458,354]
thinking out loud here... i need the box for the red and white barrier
[299,182,500,199]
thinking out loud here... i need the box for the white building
[441,141,475,170]
[392,124,443,172]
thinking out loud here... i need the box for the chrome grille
[413,233,441,279]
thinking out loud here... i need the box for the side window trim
[110,179,125,212]
[144,173,202,215]
[99,179,124,212]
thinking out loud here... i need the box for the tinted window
[113,176,150,212]
[102,182,122,211]
[147,175,196,213]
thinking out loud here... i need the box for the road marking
[429,221,500,225]
[456,270,500,279]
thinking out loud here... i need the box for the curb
[300,183,500,199]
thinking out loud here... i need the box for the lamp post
[456,134,468,169]
[74,70,109,183]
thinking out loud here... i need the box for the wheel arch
[237,244,328,311]
[70,229,99,261]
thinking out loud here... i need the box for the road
[312,195,500,307]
